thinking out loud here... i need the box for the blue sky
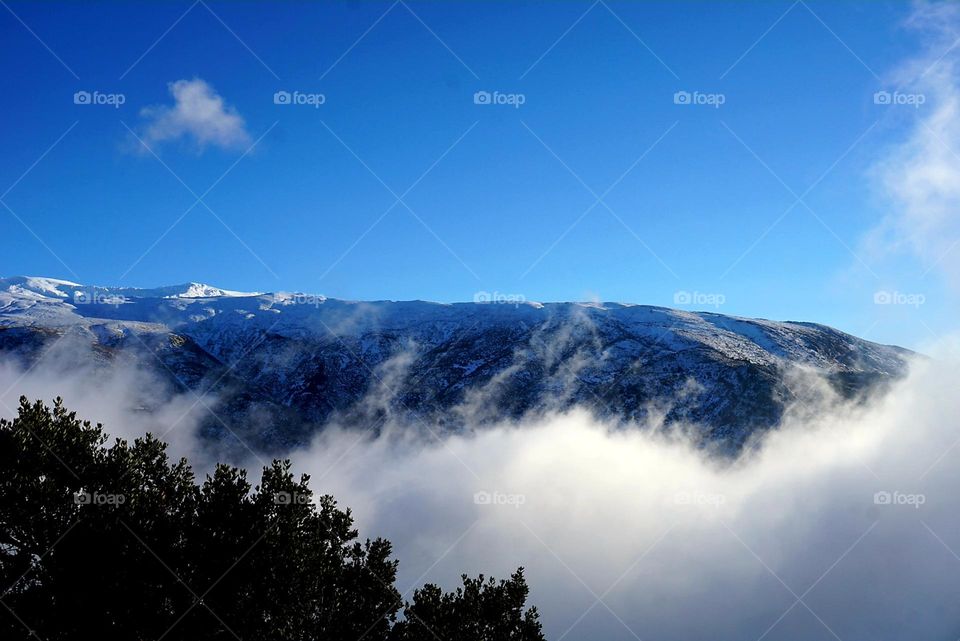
[0,0,955,349]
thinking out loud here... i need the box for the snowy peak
[1,276,83,299]
[0,277,261,301]
[159,282,262,299]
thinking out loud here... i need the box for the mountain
[0,276,911,453]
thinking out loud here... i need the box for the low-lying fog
[3,336,959,640]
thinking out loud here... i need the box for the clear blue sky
[0,1,951,349]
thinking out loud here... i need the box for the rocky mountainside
[0,276,911,452]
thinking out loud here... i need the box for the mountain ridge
[0,276,911,453]
[0,276,904,330]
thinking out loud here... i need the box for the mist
[3,333,959,640]
[0,333,215,469]
[285,344,960,641]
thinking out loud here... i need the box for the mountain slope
[0,277,911,452]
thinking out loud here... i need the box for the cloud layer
[286,347,960,641]
[2,329,959,640]
[138,78,251,152]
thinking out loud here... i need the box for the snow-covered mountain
[0,277,911,452]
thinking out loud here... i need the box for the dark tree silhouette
[391,569,544,641]
[0,397,545,641]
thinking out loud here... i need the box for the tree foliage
[0,397,545,641]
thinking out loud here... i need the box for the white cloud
[868,1,960,285]
[0,333,217,471]
[6,328,960,640]
[286,347,960,641]
[138,78,251,152]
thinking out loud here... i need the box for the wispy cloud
[868,1,960,284]
[137,78,251,152]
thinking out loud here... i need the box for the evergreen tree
[392,569,544,641]
[0,397,546,641]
